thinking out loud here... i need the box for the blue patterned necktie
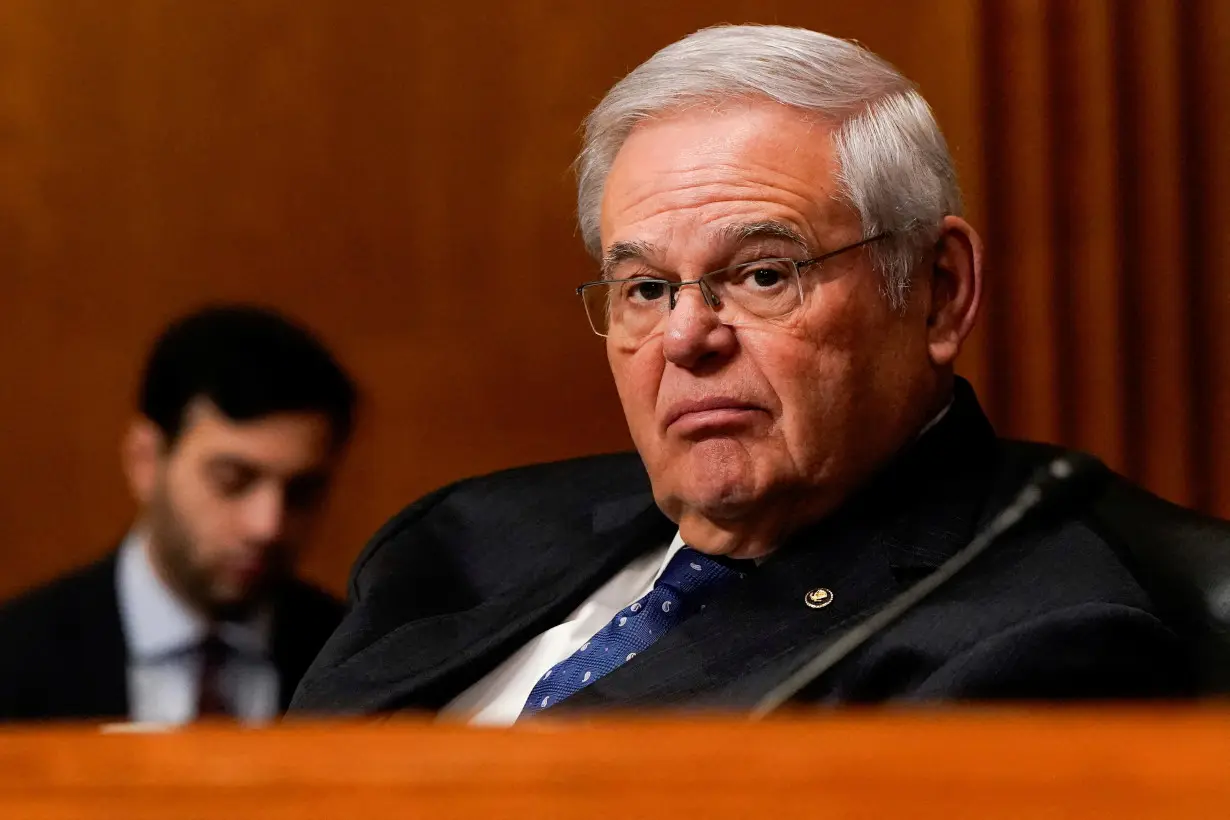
[521,547,743,717]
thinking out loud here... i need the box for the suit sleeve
[0,613,29,719]
[289,482,462,714]
[909,602,1197,700]
[345,483,460,603]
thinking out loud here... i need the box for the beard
[144,483,287,623]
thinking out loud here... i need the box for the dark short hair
[138,304,357,447]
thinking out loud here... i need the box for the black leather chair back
[999,440,1230,693]
[1089,476,1230,693]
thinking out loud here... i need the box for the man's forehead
[601,219,812,275]
[598,103,848,266]
[181,398,319,431]
[174,399,333,459]
[605,101,838,187]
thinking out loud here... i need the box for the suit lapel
[556,504,904,712]
[82,614,131,719]
[335,494,675,713]
[272,611,303,713]
[269,584,331,712]
[63,553,129,719]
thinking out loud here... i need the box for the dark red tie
[196,633,233,719]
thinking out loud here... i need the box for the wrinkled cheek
[615,383,660,462]
[608,345,664,445]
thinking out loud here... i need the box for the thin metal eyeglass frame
[575,232,892,338]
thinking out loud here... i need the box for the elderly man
[291,25,1191,721]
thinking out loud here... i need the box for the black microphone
[748,450,1108,718]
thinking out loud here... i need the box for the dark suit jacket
[0,554,344,722]
[290,381,1194,716]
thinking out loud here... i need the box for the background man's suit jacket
[0,553,343,721]
[291,381,1193,716]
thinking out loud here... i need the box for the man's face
[600,102,942,556]
[139,401,338,619]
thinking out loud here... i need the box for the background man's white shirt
[115,533,279,724]
[442,532,686,725]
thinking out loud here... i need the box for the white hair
[576,24,963,308]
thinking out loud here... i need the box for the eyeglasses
[576,233,890,339]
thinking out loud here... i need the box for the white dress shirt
[115,533,279,724]
[443,400,955,726]
[442,532,687,725]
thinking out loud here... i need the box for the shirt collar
[116,531,272,661]
[917,397,954,440]
[654,531,689,578]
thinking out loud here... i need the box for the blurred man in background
[0,305,355,724]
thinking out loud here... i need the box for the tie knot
[198,633,231,666]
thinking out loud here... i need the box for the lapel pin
[805,587,834,609]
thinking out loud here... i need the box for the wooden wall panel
[974,0,1227,516]
[980,0,1063,441]
[1050,0,1126,471]
[0,1,982,598]
[1188,0,1230,517]
[0,0,1223,601]
[1120,0,1195,504]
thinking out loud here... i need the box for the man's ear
[925,215,983,366]
[122,418,166,506]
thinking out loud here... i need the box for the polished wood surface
[0,1,1225,600]
[0,710,1227,817]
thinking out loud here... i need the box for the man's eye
[210,467,256,497]
[623,280,668,303]
[733,262,792,290]
[751,268,783,287]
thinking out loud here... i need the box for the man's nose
[242,486,286,544]
[661,285,738,370]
